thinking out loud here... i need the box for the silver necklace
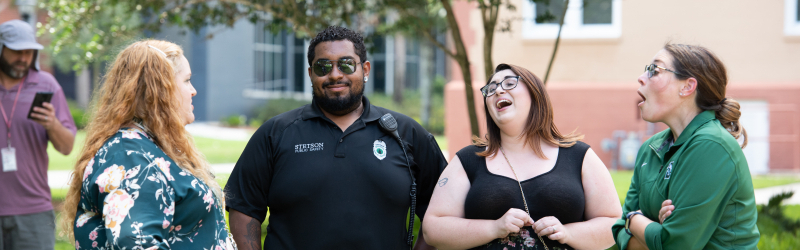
[500,147,549,250]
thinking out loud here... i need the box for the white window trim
[521,0,622,39]
[785,0,800,36]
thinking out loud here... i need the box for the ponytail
[715,98,747,148]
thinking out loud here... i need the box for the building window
[522,0,621,39]
[785,0,800,36]
[247,21,309,99]
[582,0,612,24]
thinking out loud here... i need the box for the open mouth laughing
[496,98,512,110]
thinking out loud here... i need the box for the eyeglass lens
[645,64,656,78]
[482,77,519,97]
[313,59,358,76]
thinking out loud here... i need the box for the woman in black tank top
[422,64,622,250]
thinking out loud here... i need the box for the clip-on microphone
[379,113,417,247]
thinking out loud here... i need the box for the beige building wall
[478,0,800,84]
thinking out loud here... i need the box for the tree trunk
[420,39,434,127]
[393,34,406,104]
[441,0,479,137]
[92,61,101,95]
[543,0,569,85]
[480,0,500,79]
[76,67,91,109]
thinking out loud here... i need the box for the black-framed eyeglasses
[480,76,520,97]
[313,58,361,77]
[645,64,683,78]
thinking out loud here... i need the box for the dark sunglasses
[644,64,684,78]
[480,76,520,97]
[313,59,361,77]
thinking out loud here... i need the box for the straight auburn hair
[474,63,583,158]
[60,40,221,241]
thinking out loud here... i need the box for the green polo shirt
[612,110,760,250]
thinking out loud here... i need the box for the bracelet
[625,211,643,236]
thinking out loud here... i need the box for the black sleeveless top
[457,142,590,250]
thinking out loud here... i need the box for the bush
[760,191,800,232]
[252,98,309,123]
[366,79,445,135]
[220,114,248,127]
[66,99,89,129]
[251,81,446,135]
[756,192,800,249]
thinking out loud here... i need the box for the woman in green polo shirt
[611,44,760,250]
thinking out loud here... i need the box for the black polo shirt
[225,97,448,250]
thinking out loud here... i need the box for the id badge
[2,147,17,172]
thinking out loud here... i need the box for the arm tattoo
[438,177,448,187]
[243,219,262,250]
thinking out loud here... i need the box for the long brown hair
[663,44,747,148]
[475,63,583,158]
[61,40,222,240]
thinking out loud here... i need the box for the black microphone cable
[378,113,417,247]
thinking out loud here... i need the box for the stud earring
[679,92,683,96]
[364,76,369,82]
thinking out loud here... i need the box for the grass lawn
[609,171,634,202]
[48,134,800,248]
[784,204,800,220]
[434,134,448,152]
[609,170,799,203]
[48,131,86,171]
[192,137,248,164]
[52,171,800,249]
[48,130,248,171]
[752,176,800,189]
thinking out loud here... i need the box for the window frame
[521,0,622,39]
[785,0,800,36]
[245,22,311,100]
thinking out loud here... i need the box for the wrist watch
[625,211,644,236]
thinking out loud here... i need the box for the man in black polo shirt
[226,26,448,250]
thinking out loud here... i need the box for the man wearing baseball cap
[0,19,76,250]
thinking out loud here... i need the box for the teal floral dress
[73,127,234,250]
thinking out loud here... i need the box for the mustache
[322,80,351,88]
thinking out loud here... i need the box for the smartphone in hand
[27,92,54,120]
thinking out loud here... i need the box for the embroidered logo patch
[294,143,323,153]
[664,161,674,179]
[373,140,387,160]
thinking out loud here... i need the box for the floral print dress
[73,128,234,250]
[481,227,567,250]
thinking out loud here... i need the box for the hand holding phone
[27,92,53,120]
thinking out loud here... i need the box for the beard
[0,56,29,79]
[313,79,364,116]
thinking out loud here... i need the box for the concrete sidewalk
[185,122,252,141]
[754,182,800,205]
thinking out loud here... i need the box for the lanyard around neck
[1,76,28,147]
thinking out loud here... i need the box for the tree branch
[420,29,456,58]
[389,6,456,58]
